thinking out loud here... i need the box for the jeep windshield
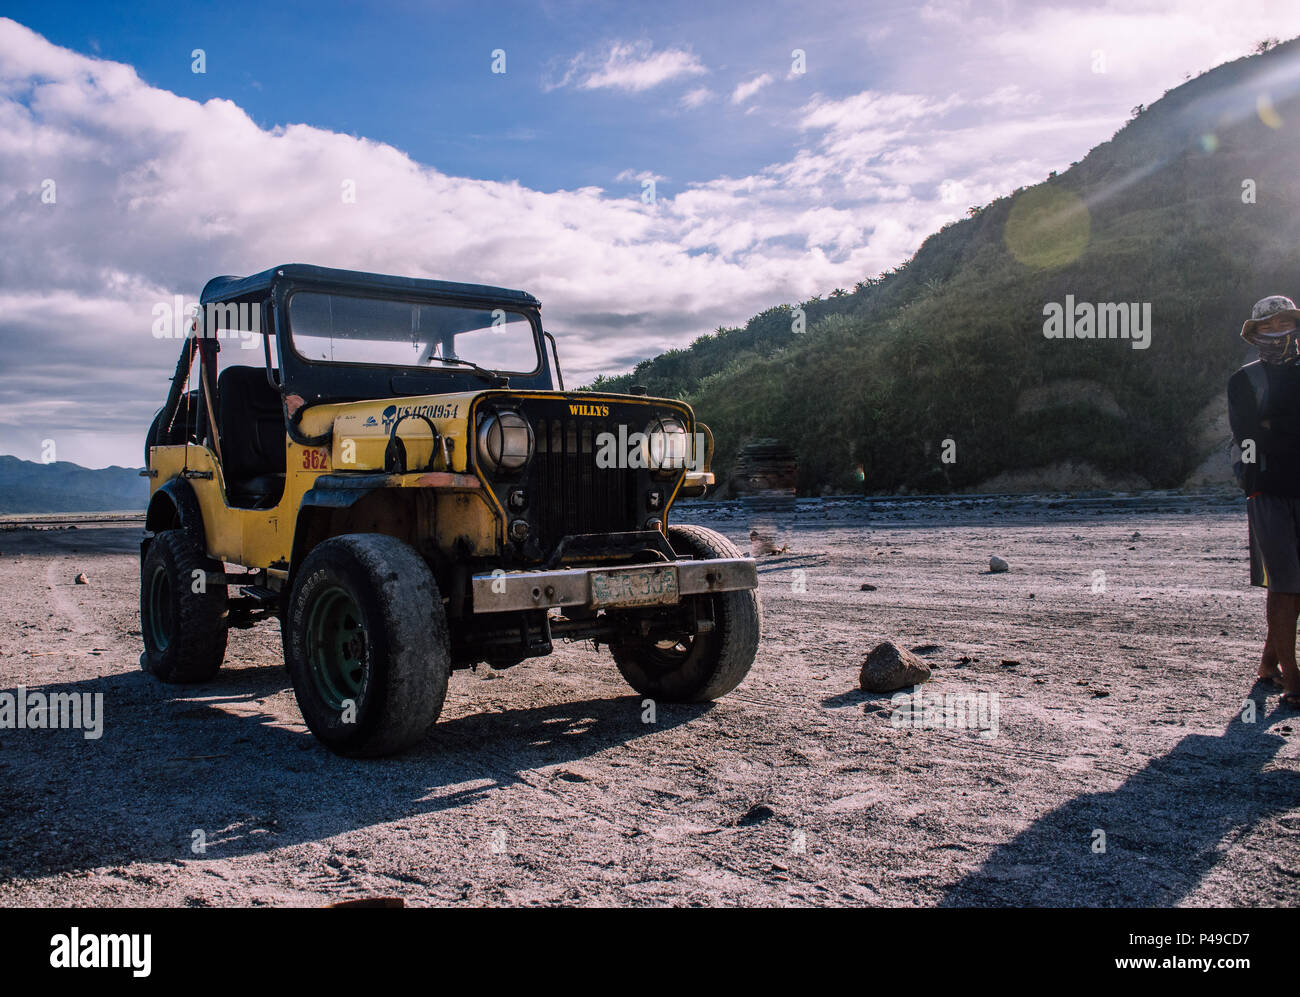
[286,290,540,375]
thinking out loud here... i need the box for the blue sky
[3,1,1300,467]
[8,0,890,193]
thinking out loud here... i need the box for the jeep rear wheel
[284,534,450,757]
[610,524,761,702]
[139,529,228,683]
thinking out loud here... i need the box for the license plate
[590,565,680,608]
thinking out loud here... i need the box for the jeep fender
[289,480,384,583]
[143,478,206,559]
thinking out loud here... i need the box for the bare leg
[1265,590,1300,697]
[1259,633,1281,684]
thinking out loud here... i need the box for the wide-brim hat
[1242,294,1300,341]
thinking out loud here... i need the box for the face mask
[1256,329,1300,364]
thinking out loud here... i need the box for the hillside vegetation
[589,40,1300,495]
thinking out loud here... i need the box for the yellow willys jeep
[141,265,760,756]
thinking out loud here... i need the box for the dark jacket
[1228,361,1300,496]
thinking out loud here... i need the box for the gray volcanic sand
[0,492,1297,907]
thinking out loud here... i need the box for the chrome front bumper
[470,557,758,614]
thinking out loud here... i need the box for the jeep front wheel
[610,524,761,702]
[284,534,450,757]
[139,529,228,683]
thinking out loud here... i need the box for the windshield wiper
[427,356,508,385]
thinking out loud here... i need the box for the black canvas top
[200,264,541,308]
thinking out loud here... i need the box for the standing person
[1229,295,1300,707]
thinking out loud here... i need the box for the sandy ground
[0,491,1297,907]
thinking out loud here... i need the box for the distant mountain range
[0,455,147,514]
[587,38,1300,495]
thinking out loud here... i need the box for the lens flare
[1003,186,1090,269]
[1257,92,1284,129]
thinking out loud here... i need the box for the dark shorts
[1248,493,1300,592]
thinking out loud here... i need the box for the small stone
[860,583,878,591]
[74,573,88,585]
[989,556,1009,573]
[749,530,785,556]
[737,804,775,826]
[860,641,932,693]
[1000,659,1020,667]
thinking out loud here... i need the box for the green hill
[588,39,1300,495]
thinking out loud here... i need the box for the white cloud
[680,86,714,108]
[730,73,773,105]
[799,90,959,134]
[905,0,1300,108]
[918,0,984,25]
[555,41,707,93]
[615,169,668,184]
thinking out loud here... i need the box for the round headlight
[647,416,689,471]
[477,409,534,474]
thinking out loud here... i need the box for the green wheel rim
[146,562,173,651]
[305,583,367,711]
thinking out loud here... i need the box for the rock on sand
[860,641,932,693]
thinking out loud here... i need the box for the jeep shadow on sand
[140,264,760,756]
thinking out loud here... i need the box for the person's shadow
[940,703,1300,906]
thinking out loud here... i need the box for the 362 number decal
[302,448,329,470]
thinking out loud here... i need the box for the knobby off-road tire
[284,534,450,758]
[611,524,761,702]
[139,529,229,683]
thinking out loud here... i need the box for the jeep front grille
[532,416,638,547]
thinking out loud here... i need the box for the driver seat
[216,366,286,508]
